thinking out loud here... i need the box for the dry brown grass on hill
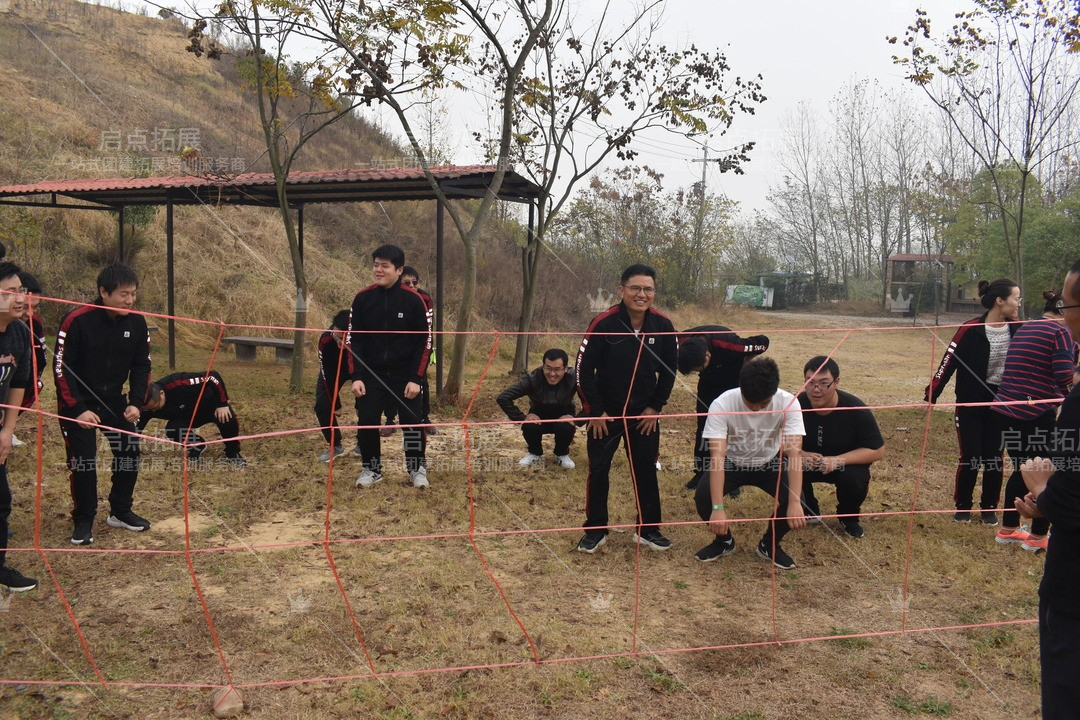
[0,310,1044,720]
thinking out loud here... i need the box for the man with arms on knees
[0,263,36,592]
[54,263,151,545]
[1017,258,1080,720]
[576,264,678,553]
[348,245,432,490]
[695,357,806,569]
[140,370,246,466]
[497,348,578,469]
[797,356,885,538]
[678,325,769,490]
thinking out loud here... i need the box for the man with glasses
[575,264,678,553]
[797,356,885,538]
[496,348,578,469]
[381,266,437,437]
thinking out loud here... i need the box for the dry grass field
[0,305,1046,720]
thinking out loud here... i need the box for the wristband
[712,504,724,511]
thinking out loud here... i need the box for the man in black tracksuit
[0,261,37,593]
[140,370,245,465]
[678,325,770,489]
[348,245,432,489]
[496,347,578,468]
[383,266,436,436]
[314,309,353,461]
[576,264,678,553]
[54,263,151,545]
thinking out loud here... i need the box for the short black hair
[331,310,350,330]
[18,271,41,294]
[143,381,163,408]
[803,355,840,379]
[978,278,1017,310]
[97,263,139,294]
[739,356,780,404]
[677,336,708,375]
[620,263,656,285]
[542,348,568,366]
[372,244,405,269]
[0,242,7,260]
[0,261,22,285]
[402,265,420,282]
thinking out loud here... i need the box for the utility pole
[690,143,710,294]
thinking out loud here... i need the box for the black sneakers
[0,565,38,592]
[71,519,94,545]
[694,535,735,562]
[980,509,999,526]
[225,454,247,468]
[953,510,972,522]
[841,520,865,539]
[756,540,796,569]
[107,511,151,532]
[576,532,607,554]
[632,530,672,551]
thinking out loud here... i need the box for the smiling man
[496,348,578,469]
[347,245,432,490]
[54,263,151,546]
[575,264,678,554]
[0,262,36,593]
[797,356,885,539]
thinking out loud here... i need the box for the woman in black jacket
[925,278,1021,522]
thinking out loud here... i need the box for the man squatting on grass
[575,263,678,554]
[497,348,579,470]
[348,244,432,490]
[0,262,38,593]
[140,371,246,466]
[694,356,807,569]
[1017,258,1080,720]
[797,356,885,539]
[54,263,151,546]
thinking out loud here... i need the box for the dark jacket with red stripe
[346,281,431,384]
[139,371,229,429]
[924,313,1020,406]
[318,330,348,395]
[680,325,769,414]
[576,303,678,417]
[53,302,151,418]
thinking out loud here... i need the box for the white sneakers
[518,453,543,467]
[519,453,576,469]
[356,469,383,488]
[356,467,429,489]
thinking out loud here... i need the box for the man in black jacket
[0,262,37,593]
[576,264,678,553]
[1018,258,1080,720]
[347,245,432,489]
[382,266,437,437]
[54,263,151,545]
[496,348,578,469]
[678,325,769,490]
[140,370,245,466]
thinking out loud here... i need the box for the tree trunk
[442,239,478,400]
[511,203,545,375]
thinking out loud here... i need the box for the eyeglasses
[805,379,835,391]
[401,280,418,287]
[1054,299,1080,311]
[622,285,656,295]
